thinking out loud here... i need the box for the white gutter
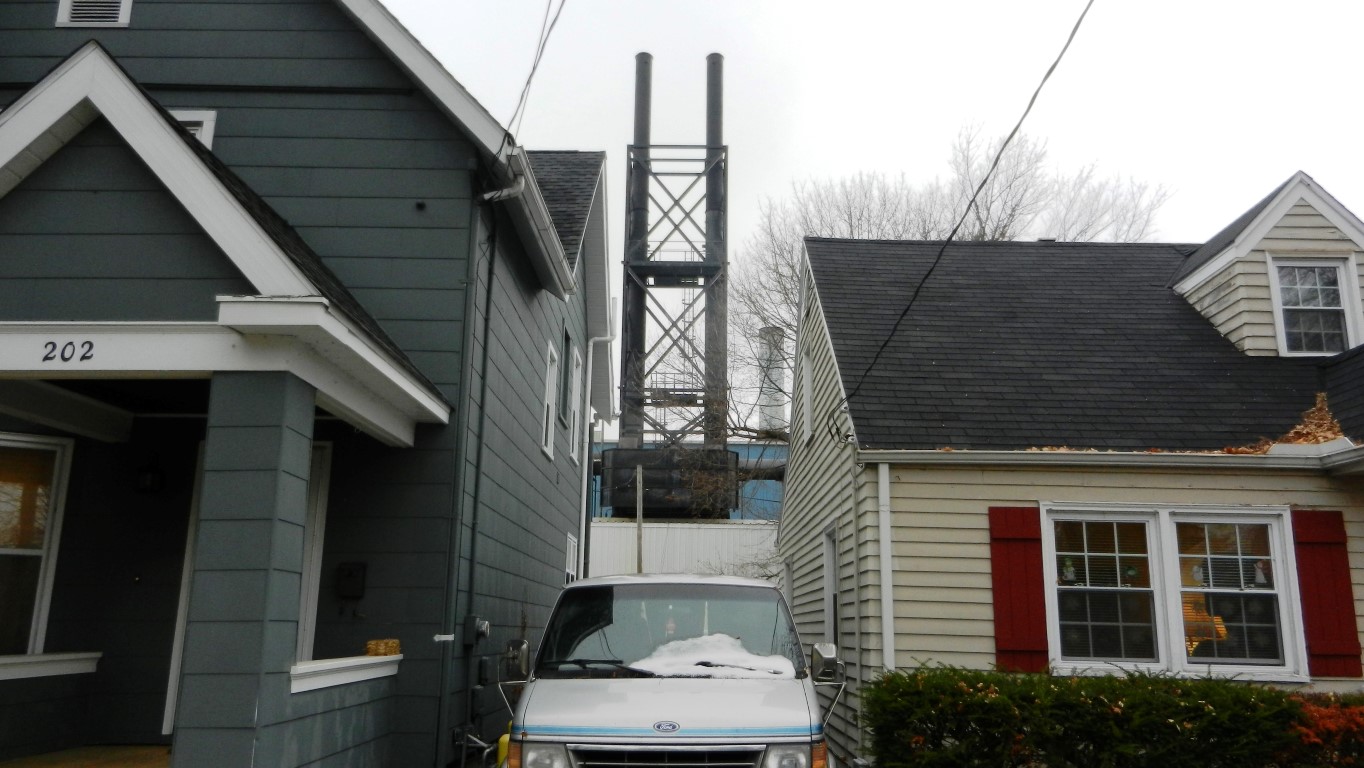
[578,300,617,577]
[855,448,1335,471]
[877,462,895,672]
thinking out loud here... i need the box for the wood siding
[1186,200,1363,355]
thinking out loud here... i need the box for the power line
[502,0,568,151]
[825,0,1097,443]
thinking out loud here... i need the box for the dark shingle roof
[529,151,604,268]
[1169,174,1295,285]
[806,238,1325,451]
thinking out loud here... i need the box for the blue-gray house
[0,1,613,765]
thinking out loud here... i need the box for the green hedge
[860,668,1349,767]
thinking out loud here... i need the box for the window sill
[290,654,402,694]
[1054,661,1309,684]
[0,652,102,681]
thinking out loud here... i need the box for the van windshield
[536,583,807,679]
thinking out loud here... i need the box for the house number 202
[42,340,94,363]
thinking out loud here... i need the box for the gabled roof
[1172,171,1364,293]
[805,238,1323,452]
[0,41,448,446]
[529,150,606,268]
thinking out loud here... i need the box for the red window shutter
[1292,509,1362,678]
[989,506,1048,672]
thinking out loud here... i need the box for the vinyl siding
[777,261,863,761]
[1185,201,1363,356]
[872,462,1364,673]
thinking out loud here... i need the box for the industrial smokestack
[757,326,787,433]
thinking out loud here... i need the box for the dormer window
[1269,256,1361,355]
[56,0,132,27]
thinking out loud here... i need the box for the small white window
[567,348,584,462]
[541,342,560,458]
[169,110,217,149]
[822,525,839,645]
[0,434,73,655]
[1268,256,1361,356]
[565,533,579,585]
[57,0,132,27]
[799,350,813,444]
[1042,503,1307,681]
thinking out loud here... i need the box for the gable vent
[57,0,132,26]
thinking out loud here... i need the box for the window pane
[1279,264,1347,353]
[1115,523,1147,554]
[1187,593,1283,664]
[1058,590,1158,662]
[0,555,41,654]
[1055,520,1085,552]
[1178,520,1283,664]
[0,447,56,550]
[1053,519,1156,662]
[1086,522,1116,554]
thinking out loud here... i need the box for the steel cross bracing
[619,142,728,449]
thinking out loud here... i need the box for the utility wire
[501,0,568,154]
[824,0,1097,443]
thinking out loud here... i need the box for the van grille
[570,747,764,768]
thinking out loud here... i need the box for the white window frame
[1041,502,1309,682]
[56,0,132,27]
[822,524,838,645]
[565,533,579,585]
[567,348,584,463]
[169,110,217,149]
[541,342,560,459]
[0,433,75,657]
[1267,254,1362,357]
[296,444,333,662]
[799,350,813,444]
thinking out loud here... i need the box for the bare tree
[725,127,1171,432]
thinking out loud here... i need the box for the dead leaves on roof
[1005,393,1348,455]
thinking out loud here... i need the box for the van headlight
[521,743,569,768]
[763,745,811,768]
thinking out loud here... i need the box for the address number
[42,341,94,363]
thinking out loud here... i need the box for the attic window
[56,0,132,26]
[169,110,217,149]
[1269,257,1360,355]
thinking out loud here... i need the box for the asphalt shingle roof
[529,150,604,269]
[805,238,1326,451]
[1169,175,1293,286]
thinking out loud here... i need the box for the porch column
[172,372,315,767]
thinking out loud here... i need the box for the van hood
[515,677,820,743]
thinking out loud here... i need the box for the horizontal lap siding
[0,119,252,321]
[779,268,862,760]
[880,464,1364,674]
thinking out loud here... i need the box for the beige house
[779,172,1364,762]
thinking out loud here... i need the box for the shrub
[860,667,1305,768]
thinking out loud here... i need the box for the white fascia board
[333,0,507,161]
[217,297,450,427]
[1174,172,1364,296]
[507,149,575,298]
[0,43,313,296]
[0,381,132,442]
[0,322,438,448]
[854,448,1329,472]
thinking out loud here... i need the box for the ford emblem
[653,721,680,733]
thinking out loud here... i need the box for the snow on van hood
[515,676,820,743]
[629,634,796,678]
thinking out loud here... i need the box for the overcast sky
[383,0,1363,256]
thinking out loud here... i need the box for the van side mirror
[503,640,529,681]
[810,643,845,684]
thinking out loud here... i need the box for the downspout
[577,300,617,578]
[435,183,493,768]
[877,463,895,671]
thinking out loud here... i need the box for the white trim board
[0,318,449,447]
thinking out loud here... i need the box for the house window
[169,110,217,149]
[1270,258,1359,355]
[541,342,559,458]
[1043,504,1305,680]
[558,332,574,423]
[0,435,72,655]
[565,533,579,585]
[799,350,813,444]
[567,349,584,462]
[56,0,132,26]
[822,526,839,645]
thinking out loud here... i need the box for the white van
[502,574,844,768]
